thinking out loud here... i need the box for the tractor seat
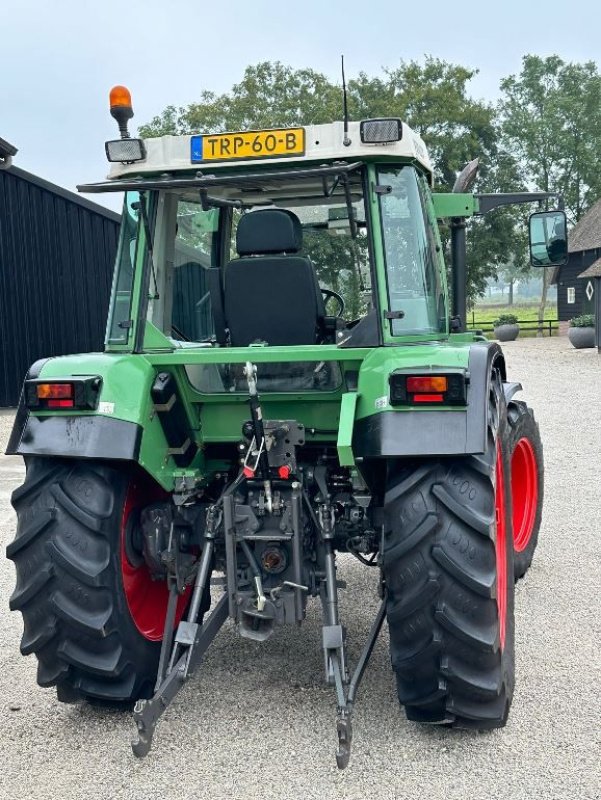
[224,209,326,346]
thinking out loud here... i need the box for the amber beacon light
[106,85,146,163]
[109,85,134,138]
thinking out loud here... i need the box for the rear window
[186,361,342,394]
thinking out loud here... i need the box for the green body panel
[30,333,479,488]
[145,344,371,365]
[337,392,358,466]
[353,344,472,420]
[432,193,478,219]
[34,353,176,486]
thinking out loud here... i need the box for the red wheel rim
[511,437,538,553]
[120,478,190,641]
[494,444,508,651]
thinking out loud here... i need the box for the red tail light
[412,393,444,403]
[389,370,468,407]
[47,399,75,409]
[25,377,102,411]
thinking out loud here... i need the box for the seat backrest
[224,209,325,347]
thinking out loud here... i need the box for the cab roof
[105,120,433,183]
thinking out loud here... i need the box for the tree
[139,62,341,137]
[140,59,524,308]
[349,58,497,189]
[499,55,601,321]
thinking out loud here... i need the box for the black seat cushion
[236,208,302,255]
[225,256,321,346]
[224,209,326,347]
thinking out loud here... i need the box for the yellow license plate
[191,128,305,163]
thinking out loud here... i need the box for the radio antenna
[341,55,351,147]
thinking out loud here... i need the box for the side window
[106,192,140,345]
[172,201,219,341]
[378,167,445,336]
[567,286,575,304]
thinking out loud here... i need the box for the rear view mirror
[529,210,568,267]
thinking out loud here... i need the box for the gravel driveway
[1,336,599,800]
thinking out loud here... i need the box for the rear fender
[5,354,186,490]
[352,341,506,459]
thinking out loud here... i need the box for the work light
[360,118,403,144]
[105,138,146,163]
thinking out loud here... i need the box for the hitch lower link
[131,502,228,758]
[317,502,387,769]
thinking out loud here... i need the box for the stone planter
[568,326,595,349]
[493,323,520,342]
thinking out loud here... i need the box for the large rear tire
[507,400,543,580]
[382,375,515,728]
[7,458,196,704]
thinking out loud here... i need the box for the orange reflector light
[109,85,132,109]
[413,393,444,403]
[36,383,73,400]
[406,376,448,394]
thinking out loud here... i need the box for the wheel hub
[511,437,538,553]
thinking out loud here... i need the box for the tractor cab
[82,96,448,374]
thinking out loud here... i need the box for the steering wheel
[321,288,345,317]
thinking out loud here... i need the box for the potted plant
[568,314,595,349]
[493,313,520,342]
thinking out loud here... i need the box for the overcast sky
[2,0,600,212]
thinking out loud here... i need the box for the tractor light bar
[389,370,468,407]
[105,138,146,163]
[360,118,402,144]
[25,377,102,411]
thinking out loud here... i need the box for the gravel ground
[0,336,599,800]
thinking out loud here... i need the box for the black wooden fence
[466,315,559,337]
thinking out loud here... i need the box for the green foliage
[302,230,369,320]
[139,62,341,136]
[139,56,601,314]
[460,151,530,300]
[570,314,595,328]
[348,58,496,188]
[493,314,519,327]
[498,55,601,321]
[499,55,601,222]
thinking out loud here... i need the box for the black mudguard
[353,341,507,459]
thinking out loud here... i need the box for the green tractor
[6,87,567,767]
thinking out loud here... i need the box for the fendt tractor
[6,85,567,767]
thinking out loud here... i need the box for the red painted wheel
[511,437,539,553]
[121,478,189,641]
[507,401,544,580]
